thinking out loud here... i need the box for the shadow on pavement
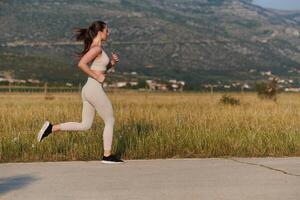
[0,175,38,195]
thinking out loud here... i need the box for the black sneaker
[102,154,124,164]
[37,121,53,142]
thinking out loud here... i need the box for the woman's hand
[110,52,119,66]
[95,73,106,83]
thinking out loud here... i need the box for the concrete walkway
[0,157,299,200]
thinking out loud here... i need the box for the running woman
[37,20,124,164]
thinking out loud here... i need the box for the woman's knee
[80,122,93,131]
[104,116,115,125]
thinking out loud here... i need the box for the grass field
[1,91,300,162]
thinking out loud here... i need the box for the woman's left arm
[107,52,119,72]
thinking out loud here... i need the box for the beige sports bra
[90,49,110,71]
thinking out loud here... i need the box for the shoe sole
[37,121,50,142]
[101,160,125,164]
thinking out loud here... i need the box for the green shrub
[219,94,240,106]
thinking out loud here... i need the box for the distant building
[169,79,185,91]
[178,81,185,86]
[260,71,272,76]
[129,81,138,86]
[285,87,300,92]
[268,77,274,81]
[243,83,250,89]
[146,80,157,90]
[169,79,177,84]
[171,84,179,89]
[102,82,108,88]
[144,79,184,91]
[116,82,127,88]
[27,79,40,84]
[4,79,27,83]
[159,84,168,91]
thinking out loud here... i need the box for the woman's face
[100,26,109,41]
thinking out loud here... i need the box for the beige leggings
[59,77,115,151]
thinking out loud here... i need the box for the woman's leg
[52,100,96,132]
[87,89,115,156]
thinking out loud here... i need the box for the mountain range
[1,0,300,89]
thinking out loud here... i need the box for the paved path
[0,157,300,200]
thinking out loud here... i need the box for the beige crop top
[90,49,110,71]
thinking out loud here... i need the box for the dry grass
[1,91,300,162]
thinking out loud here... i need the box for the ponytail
[73,20,106,59]
[73,28,88,41]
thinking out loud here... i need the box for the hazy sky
[253,0,300,10]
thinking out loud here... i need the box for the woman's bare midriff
[91,69,106,76]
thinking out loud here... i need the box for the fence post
[241,85,244,94]
[8,82,11,93]
[210,85,214,95]
[44,82,48,95]
[78,83,81,94]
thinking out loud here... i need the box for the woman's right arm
[78,47,105,82]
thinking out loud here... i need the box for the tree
[255,77,278,101]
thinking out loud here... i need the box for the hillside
[1,0,300,88]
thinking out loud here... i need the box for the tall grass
[1,91,300,162]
